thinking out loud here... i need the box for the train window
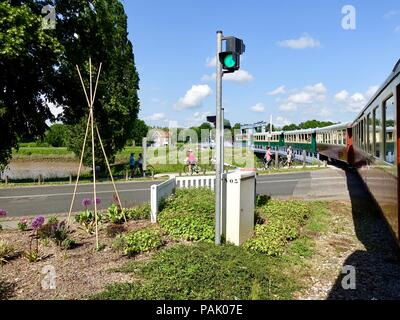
[337,131,342,145]
[384,96,395,164]
[367,113,372,153]
[360,118,365,150]
[342,130,346,145]
[373,106,382,158]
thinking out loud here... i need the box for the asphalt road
[0,168,361,218]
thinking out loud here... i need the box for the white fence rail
[176,176,216,190]
[150,178,176,223]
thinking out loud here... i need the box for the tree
[298,120,335,129]
[44,124,68,147]
[282,124,300,131]
[0,1,62,170]
[52,0,140,167]
[131,119,148,146]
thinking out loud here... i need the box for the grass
[93,190,333,300]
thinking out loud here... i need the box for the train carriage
[350,59,400,243]
[253,131,284,153]
[315,122,352,163]
[284,128,317,154]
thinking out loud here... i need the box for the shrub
[38,220,75,249]
[0,240,19,264]
[243,200,311,256]
[126,203,151,221]
[115,227,164,256]
[106,204,127,224]
[75,211,103,234]
[47,216,59,225]
[158,188,215,242]
[44,124,68,147]
[256,194,270,207]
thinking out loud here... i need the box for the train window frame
[383,95,395,164]
[373,106,381,159]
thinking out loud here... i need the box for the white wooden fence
[150,175,216,223]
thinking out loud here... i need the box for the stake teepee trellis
[67,58,125,249]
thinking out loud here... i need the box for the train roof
[284,128,316,135]
[254,131,283,135]
[354,58,400,121]
[315,122,352,132]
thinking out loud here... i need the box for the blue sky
[122,0,400,128]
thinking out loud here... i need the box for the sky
[121,0,400,129]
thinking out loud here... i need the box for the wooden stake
[95,125,126,223]
[67,113,91,224]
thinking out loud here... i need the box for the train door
[346,126,354,165]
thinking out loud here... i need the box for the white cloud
[267,85,286,96]
[365,85,379,99]
[185,111,211,127]
[144,112,167,121]
[175,84,212,110]
[277,34,321,49]
[334,85,379,113]
[334,90,349,102]
[384,10,398,19]
[287,92,313,104]
[250,103,265,113]
[275,116,290,127]
[278,82,326,112]
[201,70,254,83]
[305,83,327,95]
[205,56,217,68]
[319,107,332,118]
[279,102,297,112]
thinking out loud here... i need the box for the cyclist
[264,146,272,169]
[186,149,197,174]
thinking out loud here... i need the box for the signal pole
[215,30,223,245]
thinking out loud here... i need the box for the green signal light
[224,54,236,68]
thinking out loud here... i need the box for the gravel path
[295,199,400,300]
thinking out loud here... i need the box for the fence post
[125,170,129,181]
[5,175,8,185]
[275,151,278,168]
[324,160,327,168]
[69,174,72,184]
[302,150,306,168]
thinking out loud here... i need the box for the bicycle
[183,163,202,175]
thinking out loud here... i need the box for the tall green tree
[52,0,140,166]
[0,0,62,170]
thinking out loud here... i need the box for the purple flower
[0,209,7,217]
[20,217,28,225]
[82,198,92,208]
[93,197,101,205]
[31,215,45,230]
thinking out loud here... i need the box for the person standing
[129,153,136,178]
[138,153,144,177]
[287,146,293,167]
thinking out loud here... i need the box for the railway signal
[218,37,245,73]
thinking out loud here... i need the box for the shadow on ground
[0,280,16,300]
[327,166,400,300]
